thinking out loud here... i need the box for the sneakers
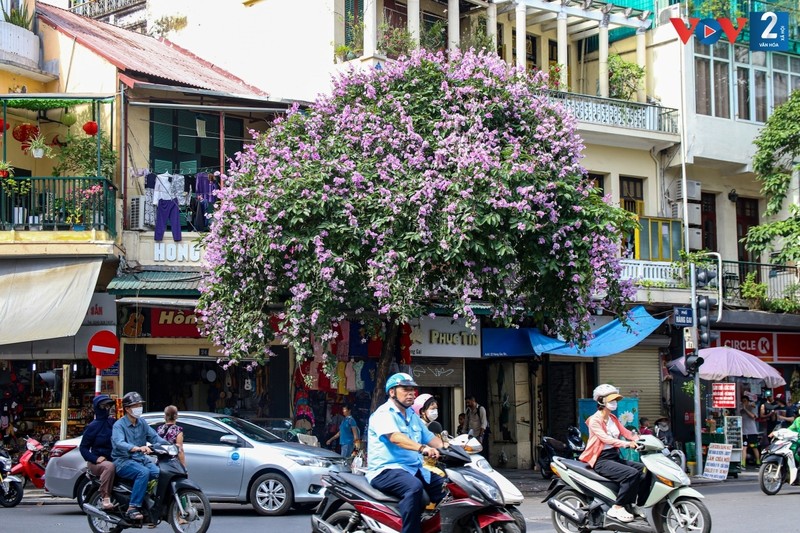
[607,505,634,523]
[630,505,647,519]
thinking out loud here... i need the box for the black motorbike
[538,426,585,479]
[0,448,24,507]
[83,443,211,533]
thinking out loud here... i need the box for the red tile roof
[36,2,268,98]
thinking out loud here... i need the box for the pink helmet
[412,393,435,415]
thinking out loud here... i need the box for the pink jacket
[579,411,637,467]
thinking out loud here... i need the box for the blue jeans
[115,459,159,508]
[371,469,444,533]
[340,442,354,458]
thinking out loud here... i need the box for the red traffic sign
[87,330,120,369]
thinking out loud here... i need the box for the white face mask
[130,406,144,418]
[606,401,618,412]
[427,409,438,421]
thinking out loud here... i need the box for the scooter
[83,443,212,533]
[759,427,799,495]
[0,448,24,507]
[544,434,711,533]
[10,436,49,489]
[312,445,520,533]
[538,426,585,480]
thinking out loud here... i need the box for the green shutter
[152,108,173,150]
[178,110,196,154]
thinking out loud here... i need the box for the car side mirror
[220,434,241,447]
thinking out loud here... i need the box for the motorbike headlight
[0,457,11,470]
[463,473,504,505]
[286,454,333,468]
[474,458,493,472]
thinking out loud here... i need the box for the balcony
[69,0,146,19]
[0,177,117,237]
[0,20,40,72]
[547,91,679,135]
[721,260,800,307]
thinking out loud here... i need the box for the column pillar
[448,0,460,52]
[487,2,498,51]
[515,1,527,70]
[598,16,609,97]
[557,11,568,89]
[364,0,378,57]
[408,0,420,50]
[636,27,647,102]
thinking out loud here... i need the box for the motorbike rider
[366,373,446,533]
[79,394,117,510]
[579,384,648,523]
[413,393,443,435]
[111,391,169,522]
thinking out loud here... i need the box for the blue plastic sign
[674,307,693,327]
[750,12,789,51]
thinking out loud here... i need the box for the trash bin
[685,442,696,463]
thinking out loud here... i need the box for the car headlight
[463,473,504,505]
[286,454,333,468]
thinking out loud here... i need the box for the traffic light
[696,294,719,349]
[685,351,704,375]
[695,266,718,289]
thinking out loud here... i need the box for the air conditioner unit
[671,179,702,201]
[688,228,703,250]
[129,196,148,231]
[671,202,702,226]
[657,3,681,27]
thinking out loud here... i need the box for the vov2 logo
[670,11,789,51]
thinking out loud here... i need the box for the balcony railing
[620,259,683,288]
[0,177,117,237]
[721,260,800,302]
[547,91,680,134]
[69,0,146,19]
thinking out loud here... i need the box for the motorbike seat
[560,459,620,490]
[544,437,569,454]
[337,473,430,506]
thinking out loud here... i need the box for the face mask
[606,401,618,411]
[130,407,144,418]
[427,409,439,421]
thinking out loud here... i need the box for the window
[177,418,232,446]
[637,218,683,262]
[150,109,244,175]
[588,173,605,194]
[734,45,768,123]
[345,0,364,47]
[512,31,537,70]
[694,43,730,118]
[701,192,717,252]
[620,176,644,216]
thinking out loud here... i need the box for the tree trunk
[371,319,400,412]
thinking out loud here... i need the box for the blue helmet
[385,372,418,394]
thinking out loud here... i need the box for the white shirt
[603,417,620,450]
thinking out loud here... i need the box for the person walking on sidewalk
[740,395,761,467]
[79,394,117,510]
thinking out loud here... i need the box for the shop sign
[153,242,203,264]
[702,443,733,481]
[409,357,464,387]
[409,317,481,358]
[119,307,201,338]
[775,333,800,363]
[83,293,117,327]
[712,382,736,409]
[102,362,120,376]
[716,331,774,361]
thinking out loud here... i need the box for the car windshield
[217,416,284,443]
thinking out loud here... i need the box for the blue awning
[528,306,666,357]
[482,328,537,357]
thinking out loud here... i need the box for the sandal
[125,508,144,521]
[102,499,115,510]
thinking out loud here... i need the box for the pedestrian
[326,404,361,458]
[156,405,186,467]
[79,395,117,510]
[465,396,488,449]
[456,413,467,435]
[740,395,761,467]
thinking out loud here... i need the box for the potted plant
[0,160,13,179]
[53,132,117,179]
[334,43,353,63]
[740,271,767,310]
[27,132,53,159]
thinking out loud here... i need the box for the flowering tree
[198,50,636,406]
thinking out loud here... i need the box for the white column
[557,11,568,89]
[487,2,498,51]
[364,0,377,57]
[636,27,647,102]
[448,0,460,51]
[408,0,420,50]
[515,1,527,70]
[598,17,609,97]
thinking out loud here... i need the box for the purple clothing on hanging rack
[195,172,218,203]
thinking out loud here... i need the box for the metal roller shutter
[598,348,662,423]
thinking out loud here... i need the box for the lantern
[61,112,77,127]
[0,118,9,132]
[12,123,35,142]
[82,121,98,136]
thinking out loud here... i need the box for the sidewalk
[20,488,74,506]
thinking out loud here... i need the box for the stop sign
[87,330,120,369]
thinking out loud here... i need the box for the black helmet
[122,391,144,407]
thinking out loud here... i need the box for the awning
[0,257,102,345]
[107,270,202,296]
[483,328,537,357]
[528,306,666,357]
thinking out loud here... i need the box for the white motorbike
[544,435,710,533]
[759,427,800,495]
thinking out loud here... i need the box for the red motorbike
[10,437,50,489]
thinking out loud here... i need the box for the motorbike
[0,447,24,507]
[544,434,711,533]
[653,421,687,473]
[311,445,520,533]
[10,436,50,489]
[83,443,211,533]
[537,426,585,480]
[759,427,800,495]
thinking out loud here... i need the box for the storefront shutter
[598,348,662,423]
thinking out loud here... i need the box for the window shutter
[152,109,173,150]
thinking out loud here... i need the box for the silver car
[45,411,348,515]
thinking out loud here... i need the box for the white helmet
[593,384,621,403]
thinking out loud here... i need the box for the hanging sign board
[712,383,736,408]
[702,443,733,480]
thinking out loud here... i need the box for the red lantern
[0,118,9,132]
[82,121,99,136]
[12,123,34,142]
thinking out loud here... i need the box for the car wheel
[76,475,95,512]
[250,473,294,516]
